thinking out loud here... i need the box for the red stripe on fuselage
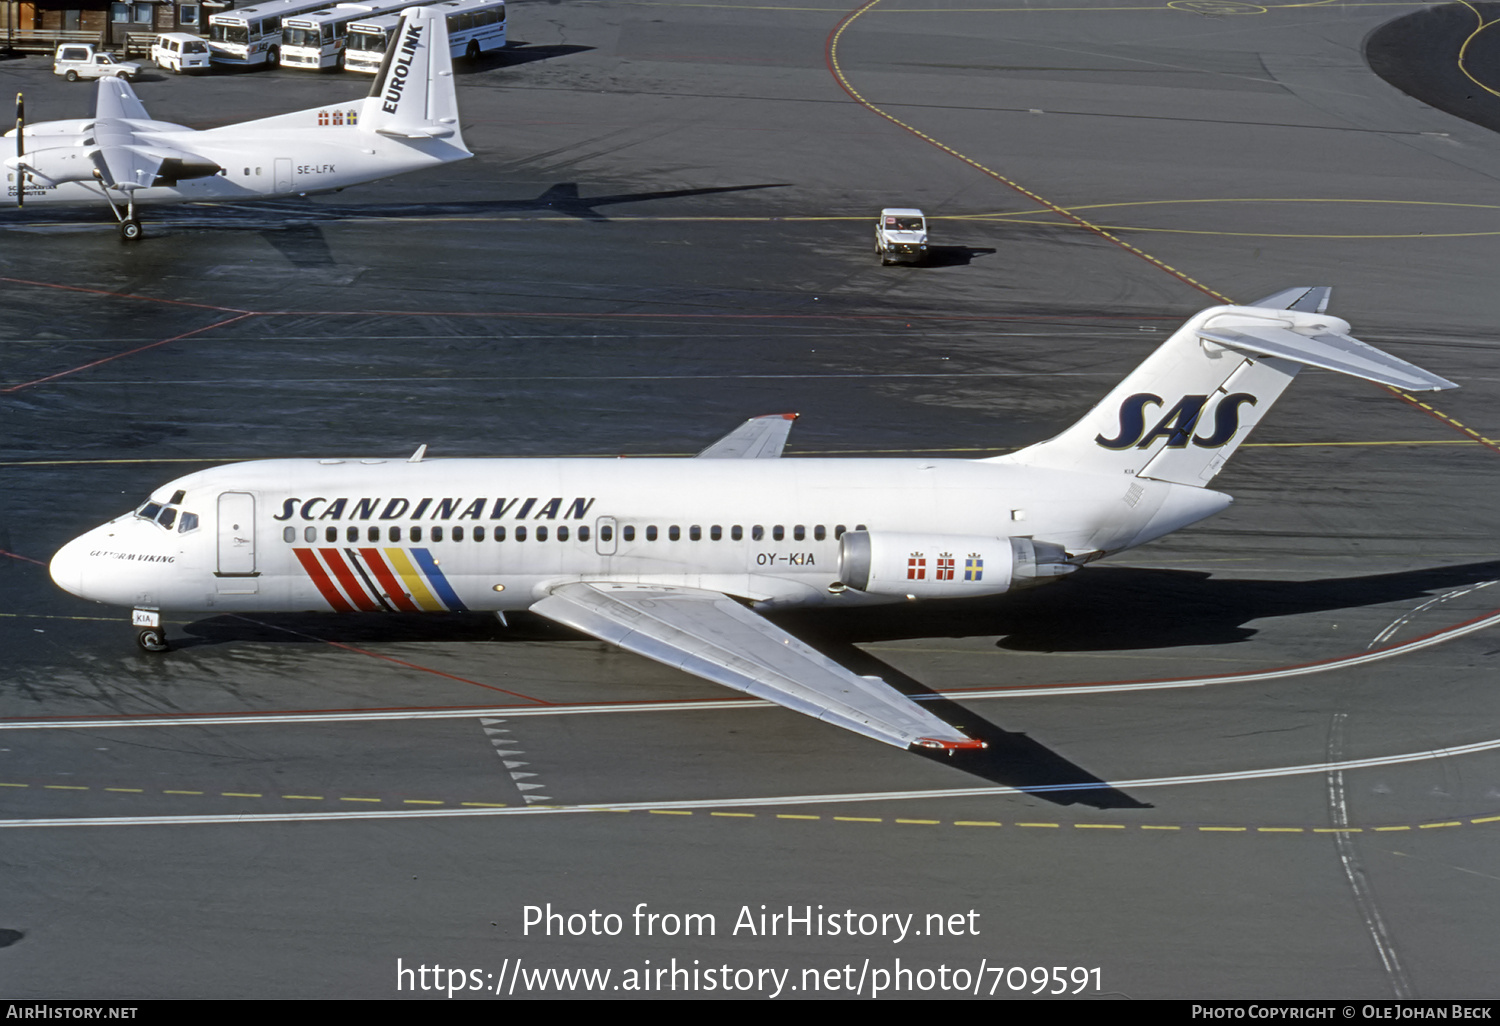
[294,548,356,613]
[318,548,380,612]
[358,548,421,612]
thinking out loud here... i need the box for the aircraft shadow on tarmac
[0,182,790,263]
[176,561,1500,808]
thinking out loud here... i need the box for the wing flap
[531,582,982,750]
[696,413,798,459]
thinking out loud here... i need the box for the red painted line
[317,549,380,613]
[252,309,1174,324]
[292,549,356,613]
[0,550,46,567]
[358,548,421,613]
[2,312,258,394]
[0,276,251,314]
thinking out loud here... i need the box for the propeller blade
[14,91,23,208]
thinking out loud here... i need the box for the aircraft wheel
[119,219,143,242]
[136,628,169,653]
[65,70,78,82]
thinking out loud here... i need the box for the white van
[152,33,213,74]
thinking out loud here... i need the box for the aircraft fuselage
[48,456,1231,616]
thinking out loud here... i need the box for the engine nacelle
[837,531,1076,599]
[6,145,106,187]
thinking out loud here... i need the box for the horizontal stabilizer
[532,582,981,751]
[1199,322,1456,392]
[696,413,798,459]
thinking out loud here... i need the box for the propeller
[14,91,23,208]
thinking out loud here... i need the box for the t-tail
[360,7,470,154]
[993,287,1456,486]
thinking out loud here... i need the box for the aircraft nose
[49,534,91,599]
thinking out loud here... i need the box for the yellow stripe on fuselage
[383,548,444,611]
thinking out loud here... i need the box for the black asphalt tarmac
[1,0,1498,1000]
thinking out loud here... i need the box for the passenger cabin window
[773,526,785,541]
[599,525,612,542]
[814,525,826,541]
[793,525,805,541]
[304,527,316,542]
[411,527,423,542]
[390,526,401,542]
[494,526,506,541]
[669,526,681,542]
[645,526,657,541]
[623,526,635,542]
[558,526,569,542]
[752,526,764,541]
[453,527,464,542]
[432,527,443,542]
[579,526,590,542]
[515,526,527,542]
[347,527,358,542]
[732,526,743,541]
[284,527,295,543]
[535,526,548,542]
[369,527,380,542]
[475,526,485,542]
[325,527,337,543]
[710,526,721,541]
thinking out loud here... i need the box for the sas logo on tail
[1095,392,1257,451]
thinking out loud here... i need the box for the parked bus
[207,0,338,67]
[280,1,420,70]
[344,0,505,73]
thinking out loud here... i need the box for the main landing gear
[93,169,144,242]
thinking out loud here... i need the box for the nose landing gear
[132,609,168,652]
[136,627,169,652]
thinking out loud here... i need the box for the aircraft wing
[94,76,151,122]
[696,413,798,459]
[531,582,985,751]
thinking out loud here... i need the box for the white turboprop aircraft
[50,289,1456,752]
[4,7,467,242]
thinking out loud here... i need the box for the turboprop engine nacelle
[837,531,1076,599]
[6,146,100,185]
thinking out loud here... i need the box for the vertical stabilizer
[361,7,469,151]
[992,293,1454,487]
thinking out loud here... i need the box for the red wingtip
[913,737,988,751]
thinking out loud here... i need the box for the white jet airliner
[49,289,1456,752]
[4,7,467,241]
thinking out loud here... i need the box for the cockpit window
[135,497,199,533]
